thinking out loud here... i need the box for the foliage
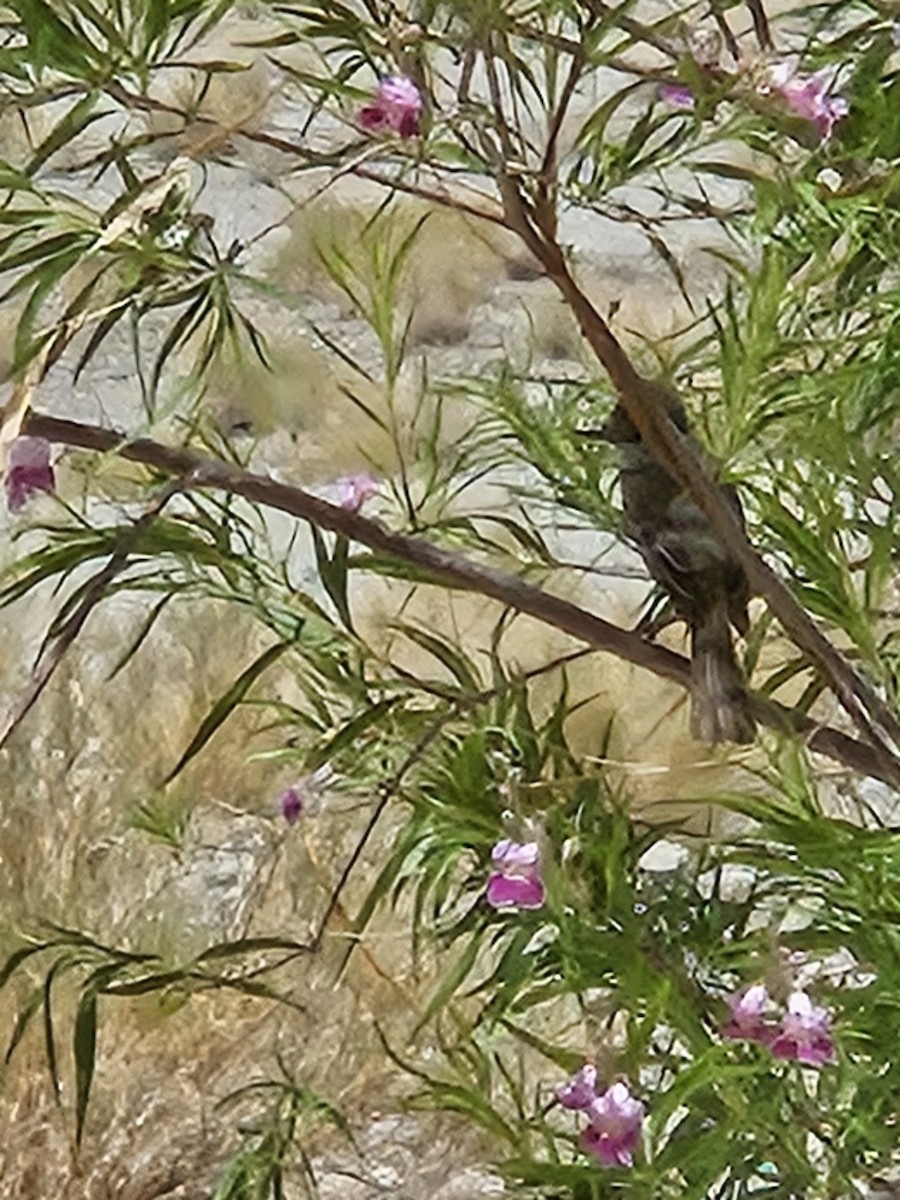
[0,0,899,1193]
[212,1065,356,1199]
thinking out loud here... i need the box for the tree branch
[22,411,897,788]
[36,78,900,780]
[517,233,900,783]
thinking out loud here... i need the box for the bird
[601,380,756,744]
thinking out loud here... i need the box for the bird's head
[600,381,690,444]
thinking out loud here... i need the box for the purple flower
[766,59,848,140]
[659,83,696,110]
[556,1064,598,1111]
[276,766,334,824]
[580,1082,644,1168]
[358,75,423,138]
[770,991,835,1067]
[722,984,773,1046]
[335,473,379,513]
[5,436,54,511]
[279,786,304,824]
[486,839,545,910]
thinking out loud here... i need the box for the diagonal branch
[22,75,900,779]
[21,411,897,788]
[499,214,900,783]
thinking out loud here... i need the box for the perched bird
[601,381,755,744]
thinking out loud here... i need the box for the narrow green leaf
[196,936,313,962]
[43,958,67,1104]
[164,639,295,783]
[395,623,481,694]
[72,292,133,383]
[102,970,190,997]
[73,989,97,1146]
[305,697,400,772]
[310,526,353,631]
[5,986,44,1063]
[27,92,102,176]
[105,593,176,680]
[414,933,483,1034]
[151,287,211,396]
[0,940,50,990]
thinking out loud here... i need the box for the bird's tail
[690,602,755,744]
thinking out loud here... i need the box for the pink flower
[486,839,545,910]
[659,83,695,110]
[766,59,848,139]
[722,984,773,1045]
[275,766,334,824]
[770,991,836,1067]
[580,1082,644,1167]
[335,473,379,513]
[358,75,423,138]
[279,786,304,824]
[556,1064,598,1111]
[5,436,54,511]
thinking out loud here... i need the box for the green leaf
[73,989,97,1146]
[394,623,482,694]
[414,932,483,1033]
[106,593,177,680]
[26,92,103,176]
[0,940,50,990]
[164,638,296,782]
[499,1019,583,1073]
[5,986,44,1064]
[310,526,354,631]
[43,958,67,1104]
[196,936,313,962]
[305,697,400,771]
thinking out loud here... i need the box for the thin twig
[709,0,740,64]
[745,0,774,52]
[317,710,452,976]
[581,0,680,58]
[537,42,585,235]
[102,81,508,228]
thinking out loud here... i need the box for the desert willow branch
[513,228,900,780]
[101,82,508,229]
[23,412,897,788]
[40,80,900,774]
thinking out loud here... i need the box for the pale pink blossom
[770,991,836,1067]
[580,1082,644,1167]
[721,984,773,1046]
[335,473,379,513]
[765,59,848,139]
[5,436,54,511]
[486,838,545,910]
[358,75,423,138]
[556,1064,598,1111]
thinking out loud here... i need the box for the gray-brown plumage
[602,383,755,744]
